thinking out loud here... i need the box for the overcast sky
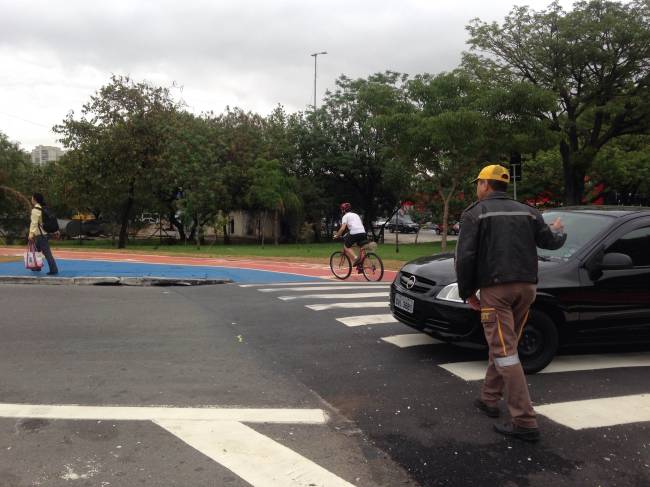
[0,0,572,151]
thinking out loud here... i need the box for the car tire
[519,309,559,374]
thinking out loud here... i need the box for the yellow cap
[472,164,510,183]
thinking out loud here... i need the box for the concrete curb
[0,276,231,286]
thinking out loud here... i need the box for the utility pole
[310,51,327,109]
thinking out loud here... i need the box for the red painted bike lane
[0,247,397,282]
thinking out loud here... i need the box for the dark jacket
[455,192,567,300]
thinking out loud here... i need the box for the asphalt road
[1,282,648,486]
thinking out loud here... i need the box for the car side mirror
[600,252,634,270]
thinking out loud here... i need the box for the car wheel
[518,309,559,374]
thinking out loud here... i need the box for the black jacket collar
[484,191,511,201]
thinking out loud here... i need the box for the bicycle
[329,237,384,281]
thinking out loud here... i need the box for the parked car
[386,215,420,234]
[372,218,388,229]
[422,222,442,234]
[447,221,460,235]
[63,219,106,238]
[139,213,159,225]
[390,207,650,373]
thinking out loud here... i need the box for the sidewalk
[0,247,397,283]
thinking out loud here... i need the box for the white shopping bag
[24,243,44,271]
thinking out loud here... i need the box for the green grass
[36,239,457,269]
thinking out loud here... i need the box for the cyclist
[333,202,367,267]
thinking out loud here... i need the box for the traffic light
[509,153,523,182]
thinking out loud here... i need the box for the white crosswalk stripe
[259,285,389,292]
[381,334,442,348]
[240,281,388,287]
[279,292,389,301]
[336,314,398,327]
[535,393,650,430]
[306,302,390,311]
[439,351,650,381]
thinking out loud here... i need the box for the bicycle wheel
[361,252,384,281]
[329,251,352,279]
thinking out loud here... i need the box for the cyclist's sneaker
[356,265,363,274]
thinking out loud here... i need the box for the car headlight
[436,283,480,303]
[436,283,464,302]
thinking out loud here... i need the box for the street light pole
[310,51,327,109]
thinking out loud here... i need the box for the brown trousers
[479,282,537,428]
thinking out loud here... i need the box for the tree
[0,133,33,242]
[399,70,556,250]
[159,111,230,244]
[592,135,650,204]
[315,72,415,230]
[54,75,182,248]
[245,159,301,245]
[466,0,650,204]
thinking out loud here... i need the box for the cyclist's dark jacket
[455,192,567,300]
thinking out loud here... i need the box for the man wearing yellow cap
[455,164,566,442]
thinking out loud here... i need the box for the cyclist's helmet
[340,202,352,213]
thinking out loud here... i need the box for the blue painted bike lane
[0,259,325,284]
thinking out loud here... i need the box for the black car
[387,215,420,234]
[390,207,650,373]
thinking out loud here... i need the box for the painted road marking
[239,282,328,287]
[239,281,387,287]
[279,292,389,301]
[259,285,389,292]
[381,334,442,348]
[0,404,353,487]
[536,393,650,430]
[0,403,327,423]
[336,314,399,327]
[307,302,391,311]
[439,351,650,381]
[156,420,354,487]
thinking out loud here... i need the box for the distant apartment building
[31,145,64,165]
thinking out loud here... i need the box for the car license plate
[394,293,414,313]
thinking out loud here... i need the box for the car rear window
[539,211,613,260]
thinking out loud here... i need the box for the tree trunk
[560,140,588,206]
[260,212,266,247]
[438,182,456,253]
[414,228,420,244]
[222,222,230,245]
[273,210,279,245]
[117,182,135,249]
[441,198,450,252]
[169,211,186,241]
[188,216,199,244]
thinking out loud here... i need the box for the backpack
[40,206,60,234]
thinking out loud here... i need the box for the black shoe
[474,399,500,418]
[493,422,540,443]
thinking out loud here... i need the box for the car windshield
[538,211,613,260]
[391,215,415,224]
